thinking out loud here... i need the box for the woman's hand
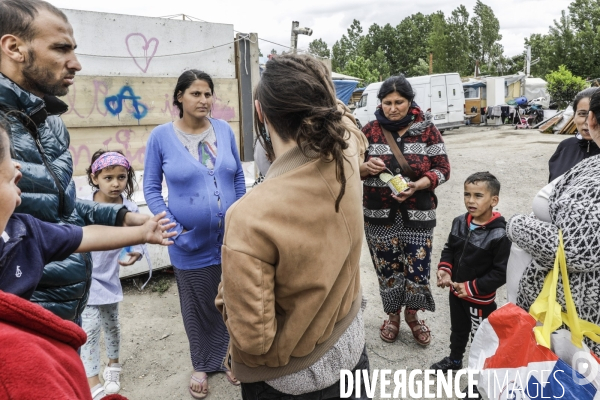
[391,176,431,203]
[360,157,387,178]
[392,182,416,203]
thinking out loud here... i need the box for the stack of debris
[555,115,578,135]
[536,111,564,133]
[535,106,578,134]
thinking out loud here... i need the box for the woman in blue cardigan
[143,70,246,398]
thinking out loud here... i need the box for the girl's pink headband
[91,152,130,174]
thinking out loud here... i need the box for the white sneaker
[102,363,122,394]
[91,383,106,400]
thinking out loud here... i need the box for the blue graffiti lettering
[104,86,148,121]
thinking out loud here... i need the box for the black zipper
[30,132,65,217]
[454,229,472,283]
[588,141,591,153]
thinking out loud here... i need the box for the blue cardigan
[144,120,246,269]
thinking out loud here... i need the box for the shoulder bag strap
[381,127,418,181]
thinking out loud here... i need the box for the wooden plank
[60,76,239,128]
[539,113,564,134]
[69,122,240,176]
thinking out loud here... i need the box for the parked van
[353,73,465,131]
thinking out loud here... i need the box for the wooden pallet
[558,115,578,135]
[538,113,565,134]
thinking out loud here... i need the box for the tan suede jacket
[215,110,368,383]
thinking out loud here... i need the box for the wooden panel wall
[60,76,239,175]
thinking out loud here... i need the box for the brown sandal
[380,319,400,343]
[405,316,431,346]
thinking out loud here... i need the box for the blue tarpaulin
[333,80,359,104]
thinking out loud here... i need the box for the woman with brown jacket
[215,54,370,399]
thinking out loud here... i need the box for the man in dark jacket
[0,0,147,321]
[430,172,511,374]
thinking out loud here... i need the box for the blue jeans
[241,346,371,400]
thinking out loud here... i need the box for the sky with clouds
[51,0,573,57]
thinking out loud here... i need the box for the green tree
[371,47,391,80]
[270,49,278,55]
[361,23,401,74]
[342,56,380,85]
[446,5,472,75]
[394,13,433,75]
[409,58,430,77]
[308,38,331,58]
[470,1,502,68]
[428,12,449,73]
[502,53,525,75]
[332,19,364,71]
[545,65,587,108]
[568,0,600,31]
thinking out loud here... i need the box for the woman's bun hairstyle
[254,54,350,211]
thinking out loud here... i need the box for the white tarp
[524,78,550,107]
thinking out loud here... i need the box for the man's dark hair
[465,171,500,196]
[0,0,68,42]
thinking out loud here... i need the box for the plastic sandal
[405,317,431,346]
[189,373,208,399]
[379,319,400,343]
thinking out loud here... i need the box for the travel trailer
[353,73,465,131]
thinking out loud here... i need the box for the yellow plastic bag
[529,231,600,348]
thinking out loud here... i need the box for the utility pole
[290,21,313,53]
[429,53,433,75]
[526,45,531,77]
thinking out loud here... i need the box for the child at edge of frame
[80,149,151,400]
[430,172,511,390]
[0,116,175,400]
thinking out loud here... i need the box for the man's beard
[22,49,73,97]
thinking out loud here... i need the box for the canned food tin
[379,172,409,195]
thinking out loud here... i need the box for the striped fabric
[174,265,229,372]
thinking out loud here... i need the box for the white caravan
[353,73,465,131]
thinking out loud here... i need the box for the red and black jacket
[361,109,450,228]
[438,212,510,304]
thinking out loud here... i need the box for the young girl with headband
[81,150,144,400]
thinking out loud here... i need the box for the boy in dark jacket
[431,172,511,373]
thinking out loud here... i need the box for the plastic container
[119,246,133,262]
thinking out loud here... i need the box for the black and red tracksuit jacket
[438,212,511,305]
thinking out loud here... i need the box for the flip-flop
[225,370,241,386]
[189,373,208,399]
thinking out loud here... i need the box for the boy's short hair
[465,171,500,196]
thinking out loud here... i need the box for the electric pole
[290,21,313,53]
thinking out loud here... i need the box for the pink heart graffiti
[125,33,159,73]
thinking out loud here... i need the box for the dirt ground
[114,126,566,400]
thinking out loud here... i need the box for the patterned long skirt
[174,265,229,372]
[365,210,435,314]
